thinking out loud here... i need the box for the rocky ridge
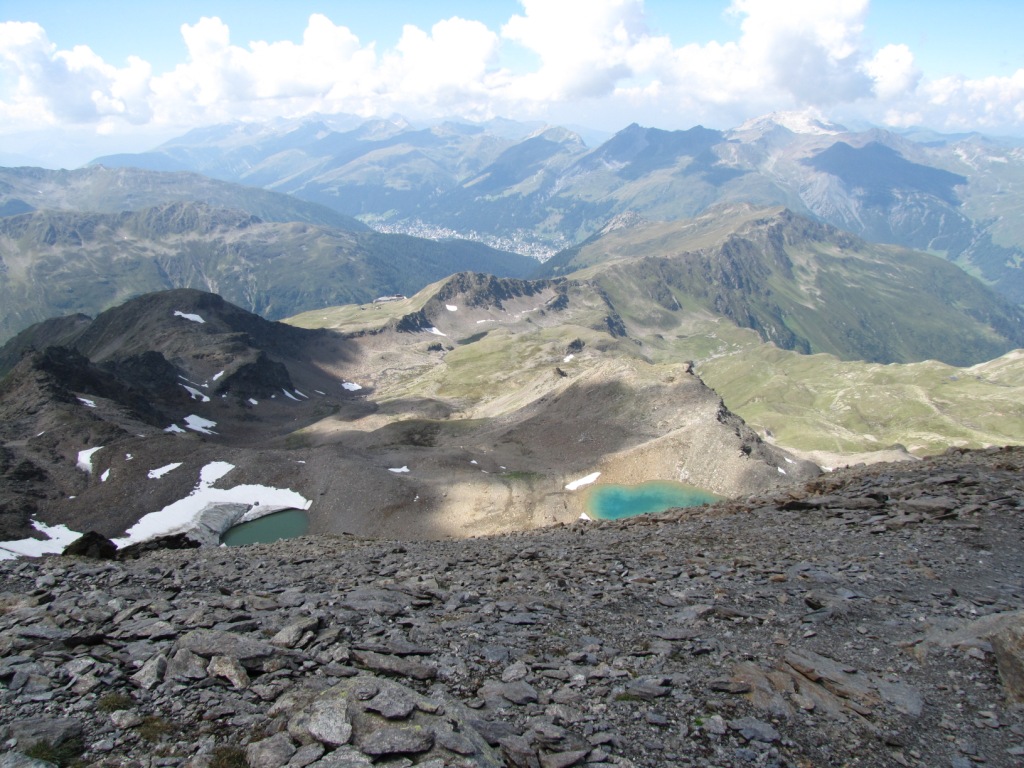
[2,446,1024,767]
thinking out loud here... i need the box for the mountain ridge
[0,200,537,344]
[536,204,1024,366]
[84,113,1024,303]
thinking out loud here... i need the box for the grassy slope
[693,327,1024,456]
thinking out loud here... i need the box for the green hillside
[0,202,536,343]
[696,337,1024,457]
[538,205,1024,366]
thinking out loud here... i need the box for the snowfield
[113,461,311,548]
[148,462,183,479]
[77,446,103,473]
[565,472,601,491]
[183,415,217,434]
[0,520,83,560]
[181,384,211,402]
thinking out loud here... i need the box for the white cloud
[1,3,1024,154]
[921,70,1024,130]
[864,43,920,101]
[0,22,152,125]
[379,18,503,116]
[501,0,664,101]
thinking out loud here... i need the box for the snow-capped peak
[737,110,846,136]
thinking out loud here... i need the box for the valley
[1,112,1023,560]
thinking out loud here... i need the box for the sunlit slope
[696,340,1024,456]
[538,205,1024,366]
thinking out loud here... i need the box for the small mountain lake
[583,481,721,521]
[221,509,309,546]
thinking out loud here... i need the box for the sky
[2,0,1024,168]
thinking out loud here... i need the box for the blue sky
[3,1,1024,167]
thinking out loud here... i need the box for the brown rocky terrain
[2,445,1023,767]
[0,284,815,549]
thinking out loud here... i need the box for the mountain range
[4,250,1024,554]
[90,112,1024,303]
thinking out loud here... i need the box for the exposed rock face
[1,446,1023,767]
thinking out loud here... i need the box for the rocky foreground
[2,446,1024,767]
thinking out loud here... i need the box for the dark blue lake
[221,509,309,546]
[583,481,720,521]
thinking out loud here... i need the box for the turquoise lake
[221,509,309,546]
[583,481,720,521]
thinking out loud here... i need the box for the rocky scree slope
[1,446,1023,767]
[0,288,360,542]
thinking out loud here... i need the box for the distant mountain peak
[526,125,586,147]
[737,110,846,136]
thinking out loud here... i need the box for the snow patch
[148,463,183,479]
[174,310,205,324]
[165,424,186,434]
[738,109,844,136]
[113,461,311,548]
[77,447,103,473]
[248,398,258,406]
[100,469,110,482]
[201,461,234,485]
[184,415,217,435]
[563,354,575,363]
[426,327,447,336]
[283,389,300,401]
[388,466,410,473]
[78,397,96,408]
[342,381,362,391]
[778,467,787,475]
[565,472,601,491]
[446,304,458,312]
[0,520,84,560]
[181,384,211,402]
[212,370,225,381]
